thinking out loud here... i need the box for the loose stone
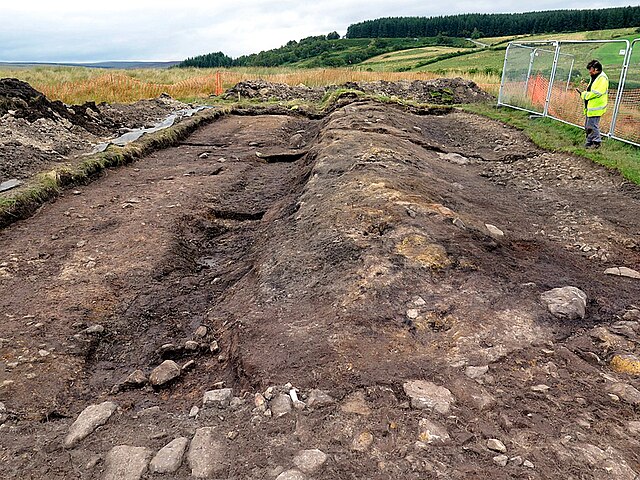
[194,325,208,337]
[149,360,181,386]
[276,469,307,480]
[485,223,504,238]
[188,427,226,478]
[293,448,328,474]
[540,286,587,320]
[418,418,450,444]
[351,431,374,451]
[84,324,105,334]
[189,406,199,418]
[306,389,335,408]
[530,384,550,392]
[465,365,489,379]
[604,267,640,279]
[628,421,640,435]
[203,388,233,408]
[487,439,507,453]
[340,391,372,416]
[607,383,640,406]
[64,401,117,448]
[149,437,189,474]
[610,354,640,376]
[403,380,455,414]
[124,370,147,387]
[185,340,200,351]
[103,445,152,480]
[493,455,509,467]
[406,309,419,319]
[270,393,293,418]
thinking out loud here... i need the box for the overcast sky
[0,1,635,62]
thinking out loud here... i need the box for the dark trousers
[585,116,602,146]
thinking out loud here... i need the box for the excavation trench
[1,100,639,479]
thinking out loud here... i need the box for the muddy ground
[0,80,639,479]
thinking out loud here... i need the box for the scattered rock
[530,384,551,392]
[610,354,640,376]
[623,309,640,321]
[540,286,587,320]
[103,445,152,480]
[340,391,372,416]
[124,369,147,387]
[194,325,208,337]
[306,389,335,408]
[406,309,419,319]
[271,393,293,418]
[351,431,374,451]
[438,152,470,165]
[189,406,199,418]
[604,267,640,279]
[276,469,307,480]
[83,324,104,334]
[403,380,455,414]
[493,455,509,467]
[292,449,328,474]
[487,438,507,453]
[418,418,450,444]
[607,383,640,406]
[149,360,181,386]
[149,437,189,474]
[485,223,504,238]
[628,421,640,435]
[188,427,226,478]
[203,388,233,408]
[184,340,200,351]
[465,365,489,379]
[64,401,117,448]
[523,460,534,468]
[290,133,305,149]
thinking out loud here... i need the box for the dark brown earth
[0,82,639,479]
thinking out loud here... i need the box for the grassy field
[0,65,454,104]
[360,46,472,71]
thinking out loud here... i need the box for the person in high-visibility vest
[575,60,608,149]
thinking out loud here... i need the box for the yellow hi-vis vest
[581,72,609,117]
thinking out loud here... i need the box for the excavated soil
[0,81,639,480]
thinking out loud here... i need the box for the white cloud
[0,1,634,62]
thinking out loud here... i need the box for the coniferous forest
[346,6,640,38]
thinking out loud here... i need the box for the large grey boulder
[540,286,587,320]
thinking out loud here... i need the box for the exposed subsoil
[0,80,639,479]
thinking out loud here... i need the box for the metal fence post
[543,42,560,117]
[608,40,631,138]
[497,43,511,106]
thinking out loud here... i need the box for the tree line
[177,34,469,68]
[346,6,640,39]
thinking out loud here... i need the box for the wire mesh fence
[498,39,640,147]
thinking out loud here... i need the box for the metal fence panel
[499,39,639,147]
[498,42,556,115]
[612,39,640,146]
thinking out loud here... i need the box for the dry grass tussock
[1,66,500,104]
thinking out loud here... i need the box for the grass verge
[463,102,640,185]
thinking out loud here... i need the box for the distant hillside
[346,6,640,38]
[178,35,472,69]
[0,61,180,70]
